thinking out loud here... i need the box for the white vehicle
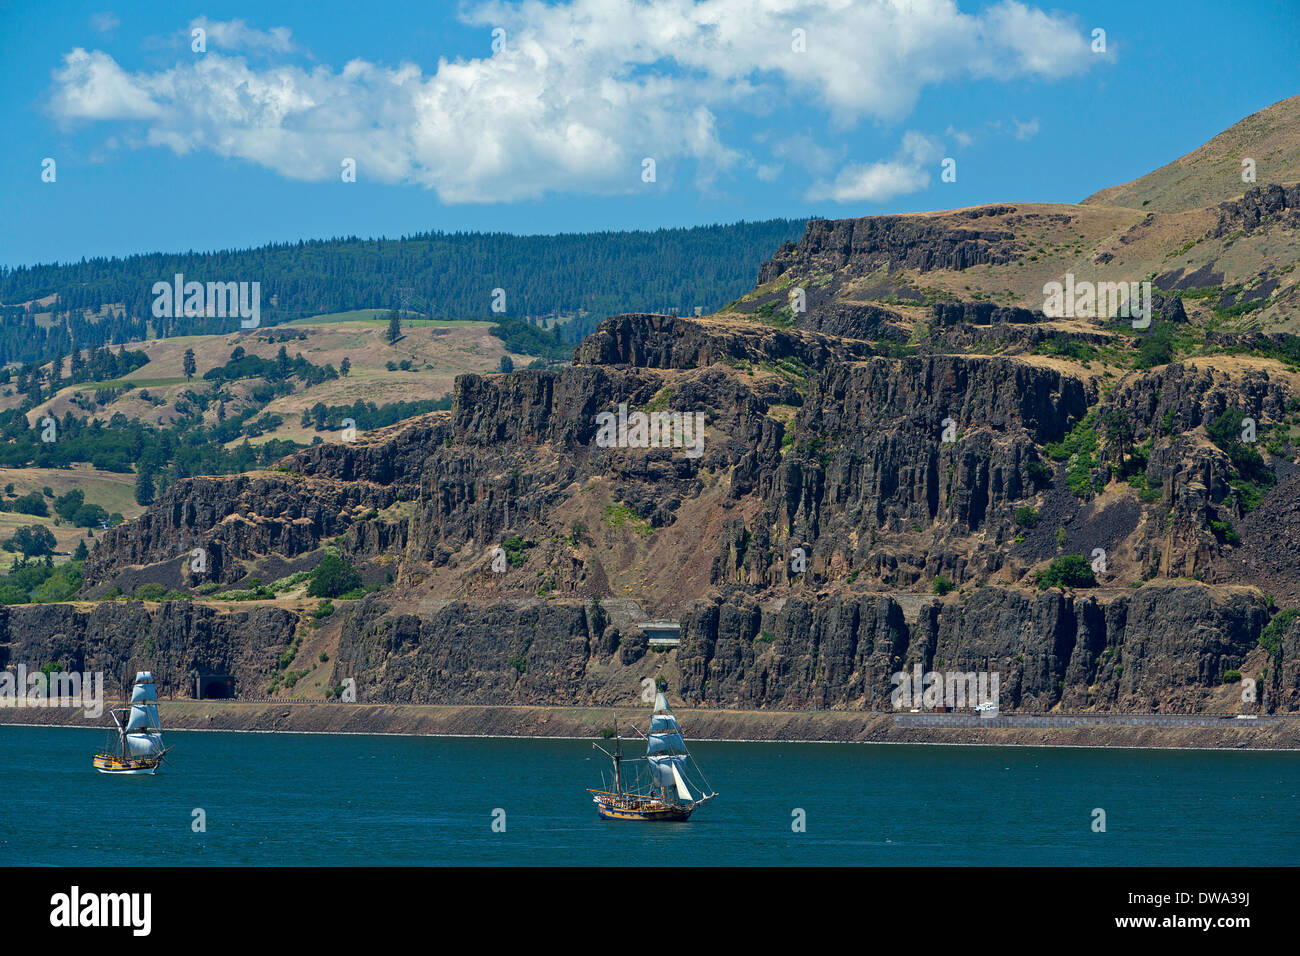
[974,701,999,718]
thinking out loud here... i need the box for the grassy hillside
[1083,94,1300,212]
[5,312,526,445]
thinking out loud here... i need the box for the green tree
[1134,324,1174,370]
[340,356,351,377]
[183,348,196,380]
[386,310,402,344]
[307,552,362,598]
[55,489,85,521]
[1101,408,1134,472]
[499,355,514,373]
[5,525,57,559]
[12,493,48,517]
[135,467,156,507]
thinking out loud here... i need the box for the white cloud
[806,131,943,203]
[48,1,1097,202]
[90,12,120,33]
[945,125,974,148]
[189,17,294,54]
[51,49,161,120]
[1012,117,1040,140]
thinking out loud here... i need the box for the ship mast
[613,723,623,796]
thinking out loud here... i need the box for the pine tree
[386,310,401,344]
[183,348,196,380]
[134,467,156,506]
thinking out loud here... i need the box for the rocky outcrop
[573,313,875,369]
[932,301,1042,327]
[714,355,1091,588]
[0,601,298,699]
[83,474,394,586]
[1209,183,1300,238]
[758,214,1023,283]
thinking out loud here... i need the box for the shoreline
[2,700,1299,751]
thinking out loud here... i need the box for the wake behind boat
[93,671,172,774]
[589,682,716,821]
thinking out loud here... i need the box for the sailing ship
[93,671,172,774]
[589,682,716,821]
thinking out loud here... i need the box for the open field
[0,464,144,561]
[10,312,527,445]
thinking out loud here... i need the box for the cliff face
[327,582,1273,714]
[757,211,1023,282]
[83,474,397,587]
[29,200,1300,716]
[0,602,298,699]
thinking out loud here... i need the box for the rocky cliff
[17,198,1300,718]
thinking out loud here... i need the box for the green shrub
[133,582,167,601]
[1209,520,1241,546]
[1035,555,1097,589]
[1259,608,1299,656]
[932,575,955,596]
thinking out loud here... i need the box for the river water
[3,726,1296,866]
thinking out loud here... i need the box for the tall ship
[589,682,716,821]
[93,671,172,774]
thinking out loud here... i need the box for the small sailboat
[93,671,172,774]
[589,682,716,821]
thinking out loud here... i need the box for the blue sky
[1,0,1296,268]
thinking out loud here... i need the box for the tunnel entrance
[194,673,236,700]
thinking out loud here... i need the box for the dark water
[2,726,1297,866]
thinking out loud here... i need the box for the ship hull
[590,791,694,821]
[93,754,162,775]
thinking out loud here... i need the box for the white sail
[124,732,164,757]
[670,763,694,802]
[648,754,686,789]
[644,685,706,804]
[125,703,160,733]
[647,731,687,755]
[130,678,158,703]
